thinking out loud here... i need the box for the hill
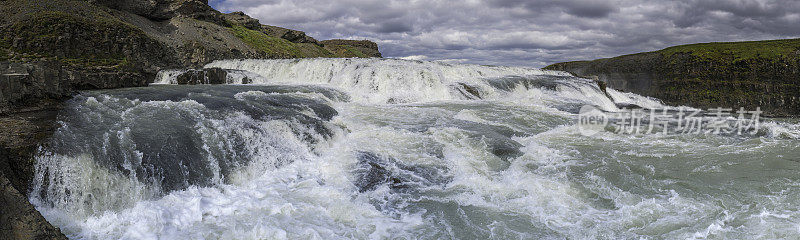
[545,38,800,116]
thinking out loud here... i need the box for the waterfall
[30,59,800,239]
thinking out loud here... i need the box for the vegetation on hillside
[544,38,800,116]
[229,25,335,58]
[659,38,800,61]
[3,10,148,69]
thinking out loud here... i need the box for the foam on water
[198,58,625,109]
[31,59,800,239]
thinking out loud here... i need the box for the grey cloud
[213,0,800,67]
[376,21,412,33]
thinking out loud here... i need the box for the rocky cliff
[0,0,381,238]
[0,0,382,113]
[545,39,800,117]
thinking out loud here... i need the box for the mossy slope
[545,39,800,116]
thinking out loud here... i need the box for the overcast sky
[210,0,800,67]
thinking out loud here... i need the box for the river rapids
[30,58,800,239]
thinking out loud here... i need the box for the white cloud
[211,0,800,67]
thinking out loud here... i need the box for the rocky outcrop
[176,68,227,84]
[0,101,63,240]
[223,11,262,30]
[261,25,320,44]
[545,39,800,116]
[321,40,382,58]
[91,0,228,25]
[0,0,383,114]
[1,175,67,240]
[223,12,319,44]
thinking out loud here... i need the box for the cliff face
[321,40,383,58]
[0,0,381,237]
[0,0,382,114]
[545,39,800,117]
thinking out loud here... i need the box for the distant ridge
[545,38,800,116]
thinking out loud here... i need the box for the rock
[352,152,450,193]
[261,25,319,44]
[320,39,382,58]
[223,11,261,30]
[175,68,228,84]
[90,0,172,20]
[0,104,65,240]
[545,39,800,117]
[93,0,226,25]
[1,175,68,240]
[456,82,482,99]
[0,62,71,114]
[167,0,228,26]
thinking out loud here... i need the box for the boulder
[92,0,227,25]
[90,0,174,20]
[223,11,262,30]
[0,62,71,114]
[261,25,319,44]
[175,68,228,84]
[1,175,67,240]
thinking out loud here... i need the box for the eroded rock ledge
[545,39,800,117]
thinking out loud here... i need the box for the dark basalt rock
[1,175,67,240]
[456,82,482,99]
[175,68,228,85]
[223,11,262,30]
[545,39,800,117]
[260,25,320,44]
[92,0,227,25]
[0,103,64,240]
[615,103,643,109]
[352,152,450,193]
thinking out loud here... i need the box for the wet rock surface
[1,175,67,240]
[175,68,228,85]
[352,152,451,193]
[0,104,63,240]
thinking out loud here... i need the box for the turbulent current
[30,58,800,239]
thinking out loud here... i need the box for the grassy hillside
[545,38,800,116]
[229,25,335,58]
[660,38,800,61]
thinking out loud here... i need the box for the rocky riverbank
[545,39,800,117]
[0,0,382,238]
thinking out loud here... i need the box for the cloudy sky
[210,0,800,67]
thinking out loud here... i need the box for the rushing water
[31,58,800,239]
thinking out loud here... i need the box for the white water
[32,58,800,239]
[196,58,619,111]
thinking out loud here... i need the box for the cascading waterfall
[32,58,800,239]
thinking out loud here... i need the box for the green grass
[322,44,369,58]
[12,11,133,43]
[659,38,800,61]
[342,46,367,58]
[230,25,312,58]
[8,10,146,63]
